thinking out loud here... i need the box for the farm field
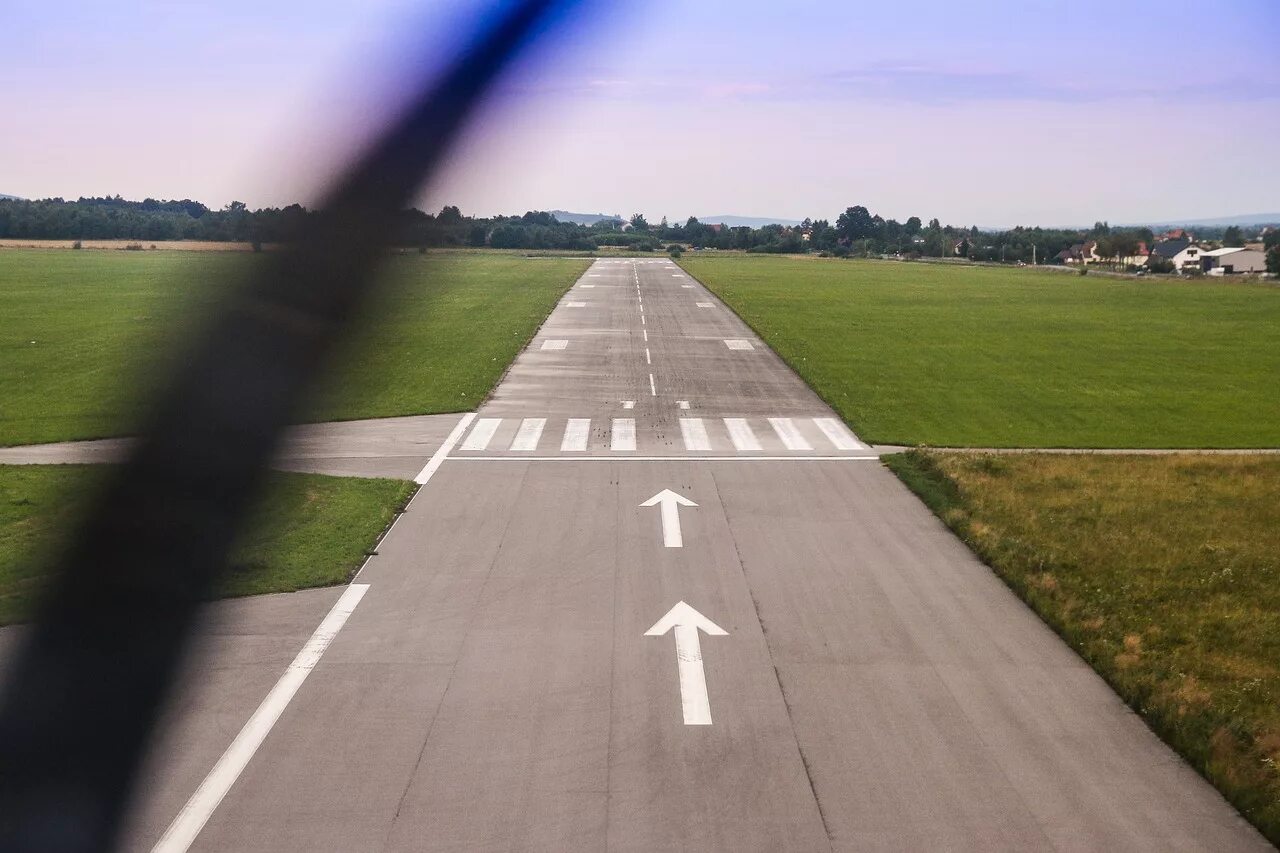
[0,249,589,446]
[886,450,1280,843]
[0,464,415,626]
[679,255,1280,448]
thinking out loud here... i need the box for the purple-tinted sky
[2,0,1277,225]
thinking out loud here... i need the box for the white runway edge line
[414,412,477,484]
[152,583,371,853]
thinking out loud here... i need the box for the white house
[1171,243,1206,271]
[1201,247,1268,275]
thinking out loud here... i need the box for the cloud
[819,61,1275,105]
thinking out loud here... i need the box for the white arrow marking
[646,601,728,725]
[640,488,697,547]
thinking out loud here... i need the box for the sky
[2,0,1277,227]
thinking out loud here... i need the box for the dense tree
[1223,225,1243,246]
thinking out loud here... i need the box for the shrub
[251,240,262,253]
[1077,265,1088,276]
[124,242,143,251]
[71,240,82,250]
[832,246,851,258]
[667,244,682,258]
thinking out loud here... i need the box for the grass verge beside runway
[886,450,1280,842]
[0,249,589,446]
[0,465,415,625]
[678,255,1280,448]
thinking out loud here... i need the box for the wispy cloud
[818,61,1275,105]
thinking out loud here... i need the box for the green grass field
[0,249,588,446]
[679,256,1280,448]
[0,464,415,625]
[886,451,1280,843]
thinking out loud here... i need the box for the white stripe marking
[452,455,879,462]
[413,412,476,484]
[541,339,568,350]
[566,301,587,308]
[813,417,867,450]
[768,417,812,450]
[579,284,596,288]
[152,584,370,853]
[562,418,590,452]
[642,329,648,341]
[461,417,501,452]
[641,316,646,325]
[677,400,690,410]
[724,418,762,451]
[672,274,685,277]
[510,418,546,451]
[622,400,635,410]
[696,302,713,308]
[612,418,636,451]
[680,418,711,451]
[645,348,651,364]
[724,339,754,350]
[649,373,657,396]
[681,284,693,288]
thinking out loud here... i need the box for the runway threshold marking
[153,584,371,853]
[640,488,698,547]
[646,601,727,725]
[611,418,636,451]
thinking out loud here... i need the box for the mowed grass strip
[0,250,589,446]
[886,450,1280,842]
[0,464,415,625]
[679,255,1280,448]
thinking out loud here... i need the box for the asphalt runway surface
[9,257,1264,851]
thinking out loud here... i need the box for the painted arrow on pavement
[645,601,728,725]
[640,489,697,548]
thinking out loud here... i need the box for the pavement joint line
[152,583,371,853]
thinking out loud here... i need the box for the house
[1055,240,1099,264]
[1171,243,1208,271]
[1158,228,1194,242]
[1201,247,1268,275]
[1150,238,1189,266]
[1122,241,1150,266]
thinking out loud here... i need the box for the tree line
[1,196,1274,269]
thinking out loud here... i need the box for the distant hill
[550,210,623,226]
[698,214,803,228]
[0,194,23,201]
[1131,213,1280,229]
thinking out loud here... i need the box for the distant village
[1052,227,1273,276]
